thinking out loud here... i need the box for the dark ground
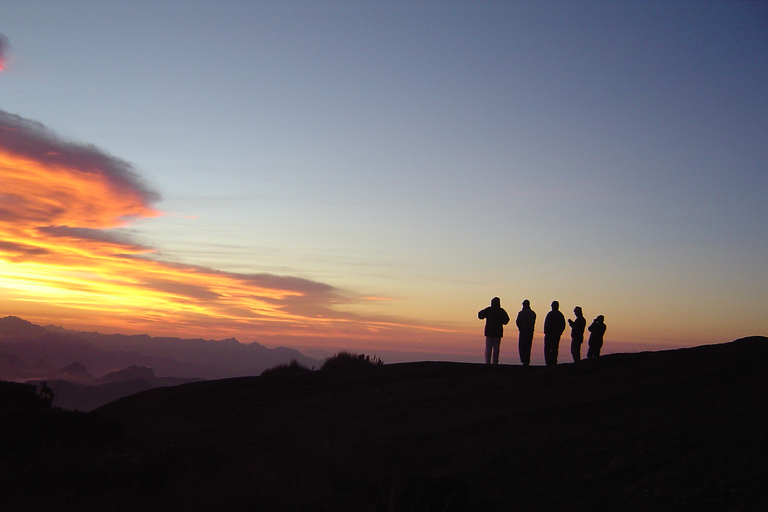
[3,337,767,511]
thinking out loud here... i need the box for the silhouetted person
[587,315,607,358]
[516,299,536,366]
[543,301,566,367]
[478,297,510,364]
[568,306,586,362]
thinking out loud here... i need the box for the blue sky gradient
[1,1,766,363]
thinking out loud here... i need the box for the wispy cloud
[0,110,450,344]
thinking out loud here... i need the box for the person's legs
[571,339,581,362]
[552,336,560,366]
[519,331,532,366]
[486,337,501,364]
[492,338,501,364]
[544,335,553,366]
[544,335,561,366]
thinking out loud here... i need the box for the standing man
[568,306,586,362]
[516,299,536,366]
[587,315,607,358]
[478,297,510,365]
[543,301,566,367]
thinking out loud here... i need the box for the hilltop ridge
[3,337,766,511]
[90,336,768,511]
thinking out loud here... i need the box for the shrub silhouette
[0,381,52,410]
[321,351,383,370]
[261,359,312,376]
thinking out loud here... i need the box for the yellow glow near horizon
[0,140,460,346]
[3,114,757,360]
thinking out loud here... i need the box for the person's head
[574,306,582,317]
[551,301,559,311]
[596,315,604,323]
[522,299,530,309]
[491,297,501,308]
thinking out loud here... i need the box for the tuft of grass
[261,359,312,377]
[321,351,384,371]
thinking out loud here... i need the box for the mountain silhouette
[0,316,321,382]
[47,361,96,384]
[1,316,322,410]
[97,364,156,383]
[0,315,62,340]
[43,320,321,378]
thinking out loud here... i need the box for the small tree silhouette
[261,359,312,376]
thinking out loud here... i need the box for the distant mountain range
[0,315,321,410]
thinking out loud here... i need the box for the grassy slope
[3,337,766,511]
[94,337,768,511]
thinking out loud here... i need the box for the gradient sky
[1,1,766,365]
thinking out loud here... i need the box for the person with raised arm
[478,297,510,365]
[568,306,586,362]
[587,315,607,358]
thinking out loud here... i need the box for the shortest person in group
[587,315,607,358]
[478,297,510,364]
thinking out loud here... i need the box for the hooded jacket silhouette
[587,315,607,358]
[478,297,510,337]
[516,300,536,366]
[544,305,566,336]
[543,301,566,367]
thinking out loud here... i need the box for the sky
[0,1,766,365]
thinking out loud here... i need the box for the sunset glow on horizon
[0,111,467,352]
[0,2,766,364]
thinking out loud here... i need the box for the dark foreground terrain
[2,337,767,511]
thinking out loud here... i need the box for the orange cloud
[0,110,457,346]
